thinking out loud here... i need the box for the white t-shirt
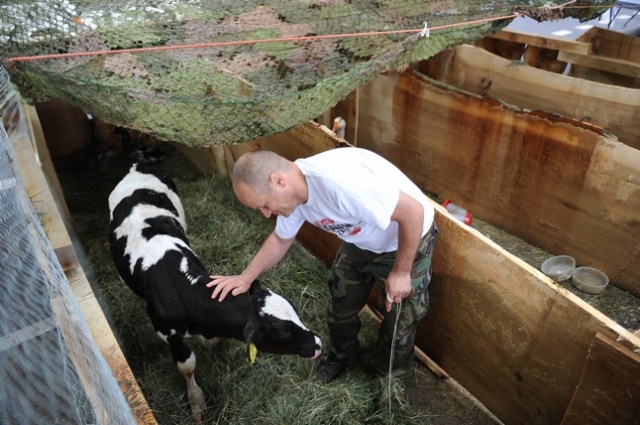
[275,147,434,253]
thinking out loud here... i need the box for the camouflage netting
[0,0,613,147]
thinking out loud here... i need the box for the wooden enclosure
[23,33,640,422]
[174,120,640,425]
[25,105,640,424]
[568,27,640,88]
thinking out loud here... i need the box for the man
[207,147,437,387]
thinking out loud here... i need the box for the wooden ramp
[175,118,640,425]
[13,105,156,424]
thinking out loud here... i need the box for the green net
[1,1,612,147]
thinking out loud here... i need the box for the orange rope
[5,1,608,63]
[6,14,520,63]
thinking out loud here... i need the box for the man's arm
[207,230,296,301]
[385,191,424,311]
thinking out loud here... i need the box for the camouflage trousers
[326,223,437,379]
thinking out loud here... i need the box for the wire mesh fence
[0,66,136,425]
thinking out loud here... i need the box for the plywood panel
[12,112,78,270]
[34,99,90,160]
[571,27,640,88]
[368,203,639,425]
[578,26,640,63]
[559,50,640,79]
[24,104,73,224]
[354,70,640,296]
[561,333,640,425]
[177,121,341,178]
[488,28,592,55]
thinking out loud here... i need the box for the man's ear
[269,172,286,187]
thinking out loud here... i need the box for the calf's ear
[243,317,258,343]
[243,317,260,363]
[248,279,262,295]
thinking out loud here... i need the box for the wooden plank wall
[561,333,640,425]
[402,212,640,425]
[178,120,640,425]
[346,70,640,298]
[34,99,91,161]
[424,44,640,151]
[12,106,78,271]
[569,27,640,88]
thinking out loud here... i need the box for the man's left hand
[385,270,411,312]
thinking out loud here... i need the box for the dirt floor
[403,364,503,425]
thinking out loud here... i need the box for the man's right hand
[207,275,251,302]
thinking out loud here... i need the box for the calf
[108,163,322,423]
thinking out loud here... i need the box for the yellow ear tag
[249,343,258,363]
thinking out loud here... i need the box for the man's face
[234,175,297,218]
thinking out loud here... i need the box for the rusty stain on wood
[348,69,640,296]
[427,38,640,151]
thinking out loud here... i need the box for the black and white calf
[108,163,322,423]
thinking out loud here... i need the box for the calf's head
[244,284,322,361]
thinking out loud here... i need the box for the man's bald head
[232,150,292,194]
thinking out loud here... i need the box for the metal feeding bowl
[572,267,610,295]
[541,255,575,281]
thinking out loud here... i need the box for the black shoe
[316,354,348,384]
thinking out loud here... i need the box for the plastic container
[541,255,575,281]
[572,267,609,294]
[442,199,472,225]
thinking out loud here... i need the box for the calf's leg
[167,334,205,424]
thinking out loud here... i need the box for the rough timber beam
[488,28,593,55]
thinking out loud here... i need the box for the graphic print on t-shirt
[314,218,361,236]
